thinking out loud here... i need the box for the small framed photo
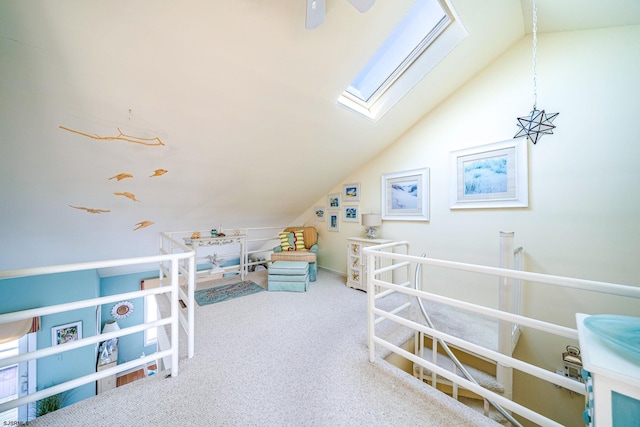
[343,205,359,222]
[52,321,82,346]
[450,137,528,209]
[327,193,340,208]
[313,206,326,222]
[327,211,340,232]
[382,167,430,221]
[343,183,361,202]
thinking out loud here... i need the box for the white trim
[337,0,467,122]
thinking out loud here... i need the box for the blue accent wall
[0,270,100,407]
[0,261,243,409]
[0,268,161,408]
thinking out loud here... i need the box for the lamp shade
[102,320,120,334]
[362,213,382,227]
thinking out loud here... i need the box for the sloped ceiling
[1,0,639,270]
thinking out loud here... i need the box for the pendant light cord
[532,0,538,110]
[514,0,558,144]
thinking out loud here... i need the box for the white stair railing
[513,246,524,332]
[415,251,521,426]
[497,231,515,405]
[0,225,282,416]
[0,249,194,414]
[365,240,640,427]
[159,231,197,358]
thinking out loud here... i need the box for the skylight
[338,0,467,122]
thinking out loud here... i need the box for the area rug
[194,281,264,306]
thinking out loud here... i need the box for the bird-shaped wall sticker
[108,173,133,181]
[133,221,154,231]
[69,205,111,214]
[114,192,140,202]
[150,169,167,177]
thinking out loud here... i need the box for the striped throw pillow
[278,231,305,251]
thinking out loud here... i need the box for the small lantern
[562,345,582,381]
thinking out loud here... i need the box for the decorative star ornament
[514,0,559,145]
[514,108,559,144]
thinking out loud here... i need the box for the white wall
[303,25,640,426]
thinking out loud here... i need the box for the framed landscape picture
[381,168,430,221]
[450,137,528,209]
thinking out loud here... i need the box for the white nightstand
[346,237,392,293]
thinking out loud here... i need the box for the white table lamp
[102,320,120,334]
[362,213,382,239]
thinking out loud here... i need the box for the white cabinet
[577,313,640,426]
[346,237,392,293]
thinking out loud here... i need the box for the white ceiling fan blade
[347,0,375,13]
[306,0,325,29]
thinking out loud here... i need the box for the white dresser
[346,237,392,293]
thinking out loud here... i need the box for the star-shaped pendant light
[514,0,558,144]
[515,109,559,144]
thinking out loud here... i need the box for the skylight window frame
[345,13,451,107]
[337,0,467,122]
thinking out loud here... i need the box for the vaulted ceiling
[1,0,639,270]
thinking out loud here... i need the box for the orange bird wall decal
[109,173,133,181]
[133,221,154,231]
[150,169,168,177]
[114,192,140,202]
[69,205,111,214]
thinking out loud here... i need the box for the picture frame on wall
[381,167,430,221]
[327,211,340,232]
[449,137,528,209]
[327,193,340,209]
[313,206,326,222]
[343,183,361,202]
[52,321,82,346]
[343,205,359,222]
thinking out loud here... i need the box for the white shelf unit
[183,234,247,281]
[346,237,392,293]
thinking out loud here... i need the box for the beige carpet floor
[29,269,500,427]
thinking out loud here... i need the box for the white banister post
[498,231,514,401]
[367,248,376,363]
[170,257,180,377]
[187,253,196,358]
